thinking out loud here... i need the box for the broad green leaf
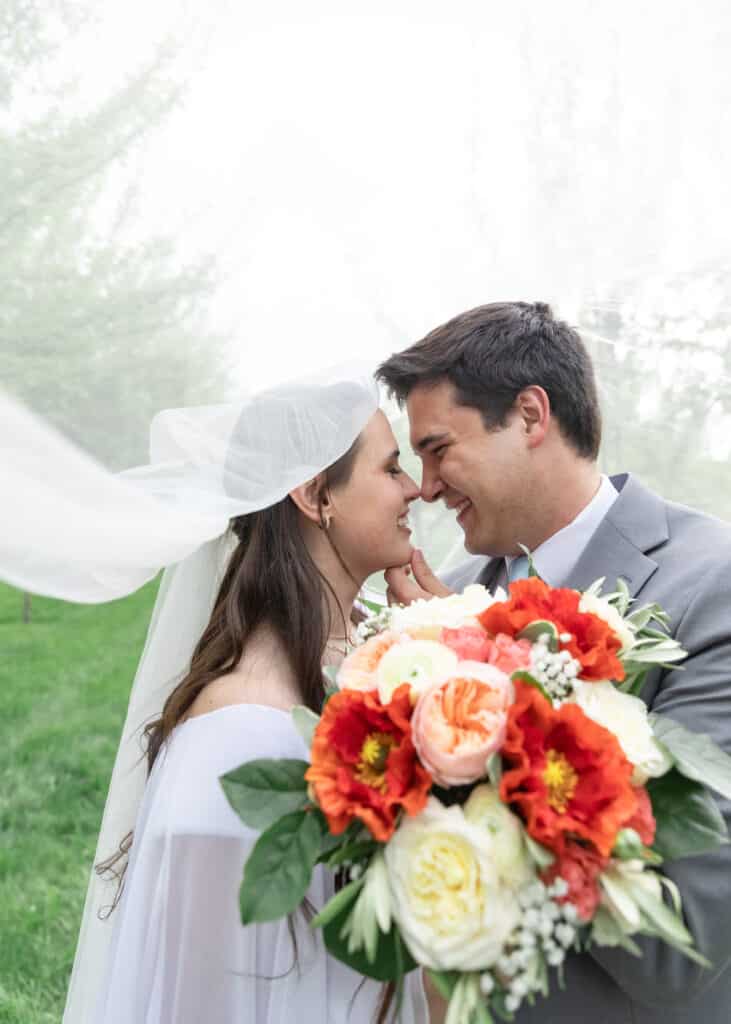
[648,770,729,860]
[321,880,418,980]
[310,877,364,929]
[239,809,323,923]
[649,714,731,799]
[220,758,309,830]
[291,704,320,747]
[517,621,559,651]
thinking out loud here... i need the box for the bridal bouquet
[221,573,731,1023]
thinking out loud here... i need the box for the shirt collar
[506,474,618,586]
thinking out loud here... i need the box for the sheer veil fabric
[0,368,428,1021]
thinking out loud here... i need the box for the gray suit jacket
[444,473,731,1023]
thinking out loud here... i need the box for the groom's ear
[289,473,328,526]
[515,386,550,449]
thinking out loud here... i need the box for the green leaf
[220,758,309,830]
[486,752,502,787]
[591,906,643,955]
[613,828,663,865]
[321,881,418,981]
[290,704,320,747]
[648,770,729,860]
[632,884,711,967]
[517,621,559,651]
[524,833,555,869]
[511,670,552,703]
[426,970,460,1000]
[310,877,365,929]
[649,714,731,799]
[239,809,323,923]
[325,839,379,869]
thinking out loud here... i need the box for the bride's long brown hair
[98,434,397,1021]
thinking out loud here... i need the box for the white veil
[1,366,379,1023]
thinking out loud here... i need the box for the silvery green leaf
[649,714,731,799]
[585,576,607,598]
[310,877,365,929]
[291,704,320,747]
[517,621,559,651]
[591,907,642,955]
[486,752,502,787]
[632,885,711,967]
[613,577,631,616]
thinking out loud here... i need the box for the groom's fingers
[385,565,432,606]
[411,549,453,599]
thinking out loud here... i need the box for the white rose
[390,584,504,633]
[463,784,535,890]
[384,796,520,970]
[572,681,672,785]
[578,592,636,652]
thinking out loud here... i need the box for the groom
[376,301,731,1023]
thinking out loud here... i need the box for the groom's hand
[385,549,453,606]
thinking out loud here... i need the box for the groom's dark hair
[376,301,601,459]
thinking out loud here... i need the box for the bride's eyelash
[388,464,402,476]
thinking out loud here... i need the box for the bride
[54,369,432,1022]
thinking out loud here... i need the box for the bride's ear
[289,473,330,528]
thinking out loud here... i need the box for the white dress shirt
[505,474,618,585]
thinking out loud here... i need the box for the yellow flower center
[542,748,578,813]
[355,731,395,791]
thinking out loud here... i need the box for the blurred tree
[580,267,731,521]
[0,1,230,468]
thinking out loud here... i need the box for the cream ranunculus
[578,592,636,652]
[571,681,672,785]
[389,584,505,633]
[384,796,520,970]
[463,784,535,891]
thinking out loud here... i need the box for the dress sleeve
[94,704,427,1024]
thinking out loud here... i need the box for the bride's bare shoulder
[185,626,301,720]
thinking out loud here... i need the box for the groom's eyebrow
[415,432,448,452]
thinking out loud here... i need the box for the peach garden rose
[411,662,513,786]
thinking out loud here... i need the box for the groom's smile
[406,380,533,557]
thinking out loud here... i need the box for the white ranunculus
[463,784,535,891]
[376,640,458,703]
[384,796,520,970]
[572,681,672,785]
[578,592,636,652]
[390,584,504,633]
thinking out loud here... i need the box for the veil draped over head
[0,365,379,1023]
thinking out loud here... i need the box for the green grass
[0,581,159,1024]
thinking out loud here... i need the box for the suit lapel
[561,474,669,598]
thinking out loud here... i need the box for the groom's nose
[420,465,444,503]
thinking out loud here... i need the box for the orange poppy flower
[305,684,432,842]
[499,681,638,857]
[479,577,625,682]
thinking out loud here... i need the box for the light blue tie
[507,554,531,582]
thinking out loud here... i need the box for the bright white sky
[50,0,731,397]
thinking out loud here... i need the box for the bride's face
[329,410,419,579]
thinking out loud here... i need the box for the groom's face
[407,380,530,556]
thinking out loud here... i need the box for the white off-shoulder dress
[93,704,428,1023]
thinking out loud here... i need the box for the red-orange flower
[542,844,608,921]
[305,684,432,842]
[479,577,625,682]
[499,681,638,857]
